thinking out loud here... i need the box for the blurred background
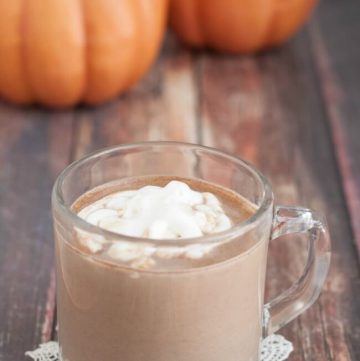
[0,1,359,360]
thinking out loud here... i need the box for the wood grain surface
[0,1,359,360]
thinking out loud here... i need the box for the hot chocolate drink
[55,176,268,361]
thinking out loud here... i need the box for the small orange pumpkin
[169,0,318,53]
[0,0,168,108]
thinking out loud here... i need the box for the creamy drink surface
[56,176,269,361]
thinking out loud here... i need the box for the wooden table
[1,2,359,360]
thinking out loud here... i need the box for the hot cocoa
[55,176,268,361]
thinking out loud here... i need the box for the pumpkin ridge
[82,0,138,104]
[79,0,89,104]
[116,0,141,92]
[124,0,150,89]
[20,0,35,103]
[194,0,207,47]
[127,0,168,87]
[0,1,33,104]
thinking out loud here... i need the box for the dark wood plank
[267,31,359,361]
[198,25,360,361]
[309,0,360,259]
[0,105,74,360]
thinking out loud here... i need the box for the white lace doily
[25,335,293,361]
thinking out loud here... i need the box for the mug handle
[263,206,331,336]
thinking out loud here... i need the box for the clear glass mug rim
[52,141,274,246]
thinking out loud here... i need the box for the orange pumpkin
[169,0,318,53]
[0,0,168,108]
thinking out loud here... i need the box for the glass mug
[52,142,331,361]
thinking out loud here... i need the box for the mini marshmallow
[83,209,118,226]
[76,229,106,254]
[107,242,156,263]
[108,242,144,262]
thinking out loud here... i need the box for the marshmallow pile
[78,180,232,239]
[76,181,232,266]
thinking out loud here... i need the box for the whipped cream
[78,180,232,239]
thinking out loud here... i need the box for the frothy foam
[78,180,232,240]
